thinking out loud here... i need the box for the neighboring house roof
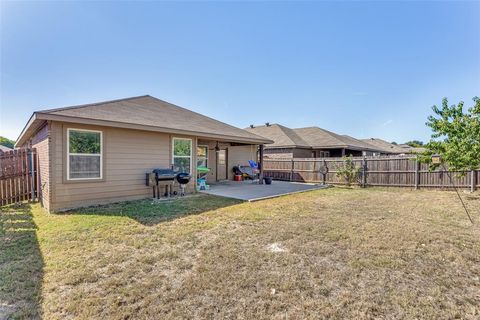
[246,124,381,152]
[292,127,380,151]
[407,147,426,153]
[16,95,273,147]
[0,145,13,153]
[398,144,427,153]
[244,124,310,148]
[361,138,413,154]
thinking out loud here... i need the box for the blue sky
[1,1,479,143]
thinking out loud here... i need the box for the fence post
[323,159,327,185]
[362,156,367,187]
[471,170,476,193]
[258,145,264,185]
[29,150,36,201]
[415,157,420,190]
[290,159,294,181]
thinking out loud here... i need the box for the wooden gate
[0,149,39,206]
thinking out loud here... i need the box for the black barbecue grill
[146,168,191,198]
[153,168,176,181]
[176,172,191,196]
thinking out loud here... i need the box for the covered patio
[199,180,326,202]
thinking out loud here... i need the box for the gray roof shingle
[246,124,381,151]
[361,138,425,154]
[245,124,310,148]
[17,95,272,145]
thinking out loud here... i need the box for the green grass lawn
[1,188,479,319]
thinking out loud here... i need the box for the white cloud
[381,119,393,127]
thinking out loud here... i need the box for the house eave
[22,113,273,145]
[15,113,43,148]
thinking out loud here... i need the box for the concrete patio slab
[200,180,327,201]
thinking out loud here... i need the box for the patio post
[259,144,264,184]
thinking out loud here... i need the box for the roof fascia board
[15,113,37,147]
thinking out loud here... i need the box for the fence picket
[264,156,478,190]
[0,148,39,206]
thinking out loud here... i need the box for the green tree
[335,155,361,186]
[404,140,424,147]
[421,97,480,172]
[0,136,15,149]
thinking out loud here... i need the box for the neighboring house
[361,138,425,155]
[15,95,272,212]
[243,124,312,158]
[0,145,13,154]
[245,124,382,158]
[398,144,427,154]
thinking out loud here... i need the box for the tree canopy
[0,136,15,149]
[404,140,424,147]
[421,97,480,171]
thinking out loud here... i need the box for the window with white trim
[172,138,192,173]
[67,128,102,180]
[197,146,208,168]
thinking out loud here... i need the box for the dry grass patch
[1,189,479,319]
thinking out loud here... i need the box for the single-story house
[15,95,272,212]
[0,145,13,154]
[361,138,425,155]
[245,123,382,158]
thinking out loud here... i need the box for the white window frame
[197,145,208,168]
[172,137,193,173]
[67,128,103,181]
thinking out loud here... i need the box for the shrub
[335,155,361,186]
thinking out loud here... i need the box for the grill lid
[176,172,191,184]
[153,168,176,180]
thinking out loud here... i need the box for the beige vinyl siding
[50,121,197,211]
[31,123,51,211]
[227,145,258,180]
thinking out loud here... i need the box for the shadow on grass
[0,203,44,319]
[61,194,244,226]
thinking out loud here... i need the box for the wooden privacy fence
[263,156,479,191]
[0,149,40,206]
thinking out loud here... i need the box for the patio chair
[248,160,260,183]
[233,165,258,181]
